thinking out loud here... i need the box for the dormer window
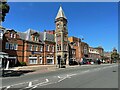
[14,34,16,38]
[10,33,13,38]
[34,36,38,41]
[32,32,39,42]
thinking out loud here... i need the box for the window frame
[14,44,18,50]
[5,42,9,49]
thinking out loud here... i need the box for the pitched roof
[39,32,55,42]
[18,29,38,41]
[17,32,26,40]
[55,6,67,20]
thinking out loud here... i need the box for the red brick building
[89,47,101,61]
[1,5,106,67]
[68,36,89,63]
[2,29,24,67]
[40,31,55,65]
[68,37,81,62]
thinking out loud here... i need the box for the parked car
[69,61,78,65]
[97,59,101,64]
[91,61,94,65]
[86,61,91,64]
[113,60,117,63]
[82,59,87,65]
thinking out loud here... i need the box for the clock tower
[55,6,69,66]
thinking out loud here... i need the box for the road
[1,64,119,89]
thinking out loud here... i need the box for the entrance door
[64,54,67,65]
[57,56,61,64]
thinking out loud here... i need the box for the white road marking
[81,70,90,74]
[25,78,49,89]
[9,82,27,87]
[2,65,117,89]
[29,85,37,90]
[67,74,77,77]
[58,77,67,82]
[46,79,49,82]
[28,82,32,87]
[67,75,71,78]
[2,79,40,88]
[4,86,10,90]
[39,82,53,86]
[58,76,61,78]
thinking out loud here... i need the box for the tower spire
[55,5,67,20]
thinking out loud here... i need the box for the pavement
[1,63,115,77]
[0,64,78,77]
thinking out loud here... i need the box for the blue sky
[2,2,118,52]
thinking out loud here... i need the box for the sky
[2,2,118,52]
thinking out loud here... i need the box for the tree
[111,52,119,63]
[0,0,10,22]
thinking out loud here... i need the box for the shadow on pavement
[1,70,35,77]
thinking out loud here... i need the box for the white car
[91,62,94,65]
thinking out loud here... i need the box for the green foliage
[0,1,10,22]
[20,62,26,66]
[111,52,119,60]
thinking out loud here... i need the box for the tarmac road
[1,64,118,89]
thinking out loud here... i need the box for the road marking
[71,73,77,76]
[81,70,90,74]
[2,64,117,89]
[39,82,53,86]
[46,79,49,82]
[2,79,40,89]
[67,75,71,78]
[12,82,27,86]
[25,78,49,89]
[58,76,61,78]
[28,82,32,87]
[58,77,67,82]
[67,74,77,78]
[4,86,10,90]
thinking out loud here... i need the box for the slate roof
[39,32,55,43]
[17,32,26,40]
[17,29,55,43]
[17,29,36,41]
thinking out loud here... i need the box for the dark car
[81,59,87,65]
[69,61,78,65]
[113,60,117,63]
[97,60,101,64]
